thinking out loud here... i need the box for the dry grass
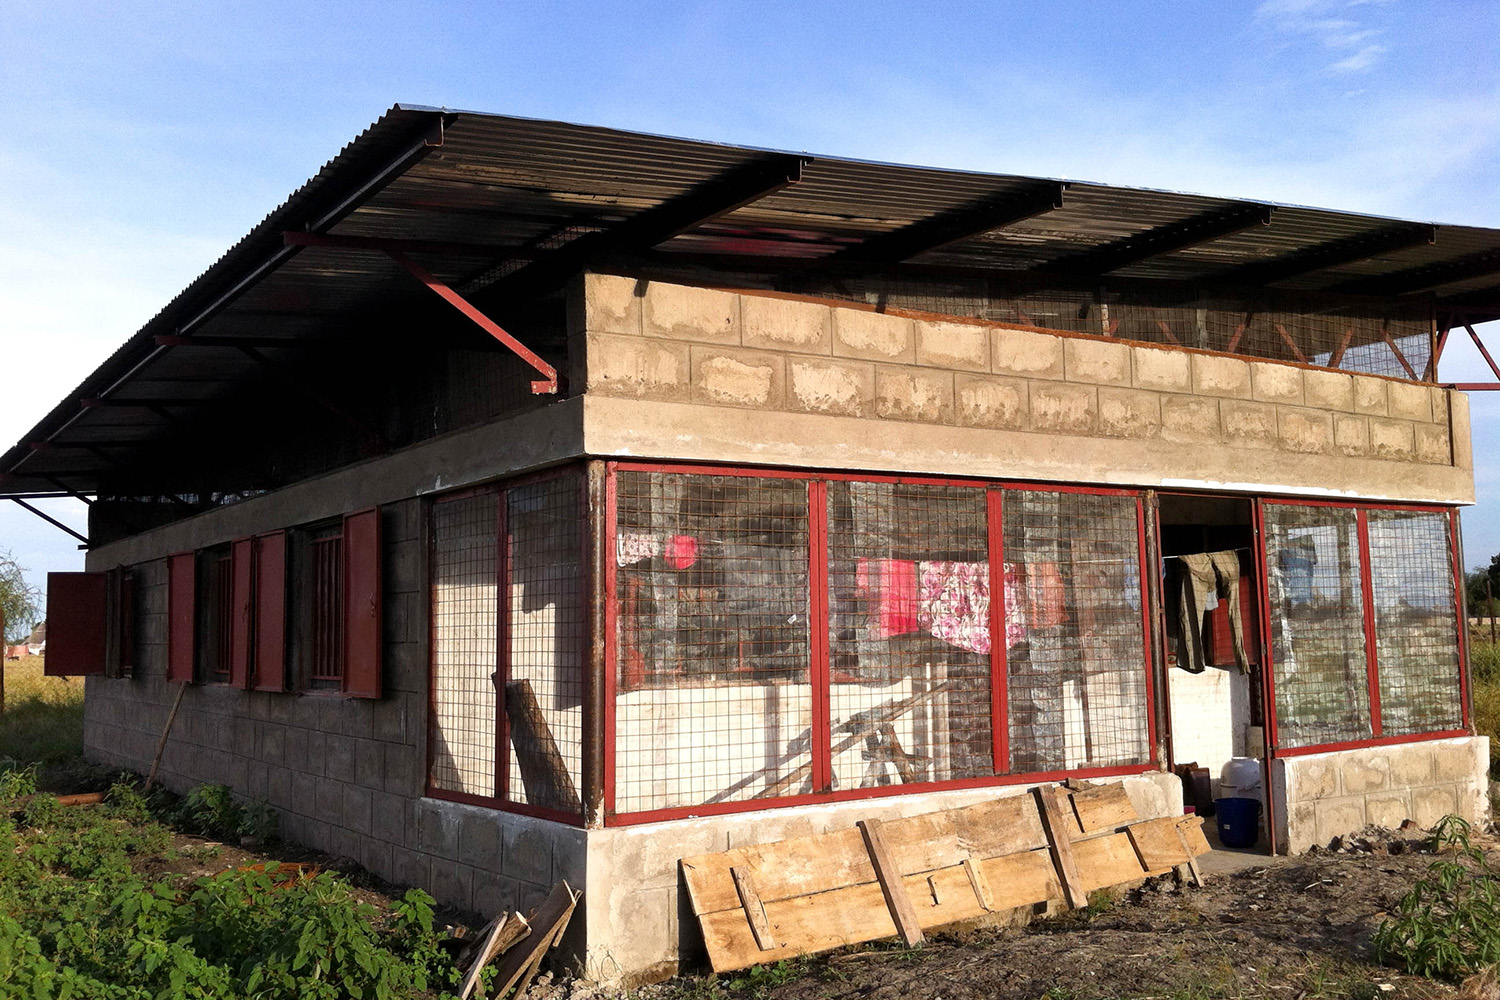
[1472,633,1500,780]
[0,654,85,778]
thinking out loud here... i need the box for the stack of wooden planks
[681,781,1209,973]
[457,880,581,1000]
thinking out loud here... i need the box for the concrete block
[833,309,915,363]
[1288,757,1339,800]
[1277,407,1333,454]
[473,871,516,917]
[1365,791,1413,830]
[344,783,373,832]
[1451,390,1473,472]
[916,319,989,372]
[691,347,784,409]
[1028,383,1096,435]
[955,374,1026,429]
[391,847,431,892]
[460,811,503,871]
[1353,376,1388,415]
[1433,740,1483,782]
[1303,369,1355,412]
[1412,785,1460,829]
[1131,346,1190,392]
[994,327,1065,380]
[1368,418,1415,461]
[428,860,475,912]
[1192,354,1251,398]
[267,767,292,809]
[1387,380,1433,422]
[385,747,418,795]
[1340,752,1390,794]
[325,736,355,784]
[1250,362,1303,404]
[643,282,739,344]
[584,273,642,337]
[354,740,386,790]
[1097,388,1161,439]
[1159,396,1221,444]
[788,359,874,417]
[874,367,953,422]
[1334,415,1369,457]
[1415,423,1452,465]
[1389,745,1435,787]
[587,334,689,400]
[741,294,832,353]
[1064,338,1131,386]
[1458,784,1488,826]
[418,802,461,857]
[1430,386,1450,424]
[607,824,729,892]
[361,836,393,881]
[502,822,554,884]
[1313,797,1368,845]
[371,791,407,848]
[1220,400,1277,450]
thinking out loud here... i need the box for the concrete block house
[5,106,1495,981]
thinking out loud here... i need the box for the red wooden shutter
[167,552,197,683]
[228,538,254,689]
[253,532,287,692]
[44,572,107,676]
[342,507,382,699]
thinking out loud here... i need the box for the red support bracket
[384,250,559,394]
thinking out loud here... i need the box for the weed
[726,958,805,997]
[1374,813,1500,979]
[175,783,243,838]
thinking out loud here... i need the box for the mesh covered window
[1368,510,1463,736]
[429,492,500,799]
[1001,490,1149,773]
[1264,505,1372,748]
[827,481,992,788]
[614,471,811,813]
[504,477,586,813]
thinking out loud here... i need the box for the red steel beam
[384,249,558,393]
[1464,322,1500,382]
[1382,328,1419,381]
[10,498,88,544]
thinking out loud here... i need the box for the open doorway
[1158,493,1268,854]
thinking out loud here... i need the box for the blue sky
[1,0,1497,612]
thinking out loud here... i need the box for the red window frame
[423,467,588,825]
[1257,498,1469,759]
[602,460,1160,827]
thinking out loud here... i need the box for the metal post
[1489,579,1496,646]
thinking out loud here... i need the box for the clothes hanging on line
[1174,550,1248,674]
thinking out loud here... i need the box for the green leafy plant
[1373,814,1500,979]
[176,783,243,838]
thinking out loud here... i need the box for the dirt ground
[593,830,1492,1000]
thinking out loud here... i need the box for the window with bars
[1264,505,1373,748]
[427,471,587,817]
[609,467,1155,819]
[613,471,812,813]
[196,546,234,683]
[1265,503,1464,749]
[1368,510,1463,736]
[290,523,344,691]
[1002,490,1151,774]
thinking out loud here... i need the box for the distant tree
[1469,554,1500,616]
[0,551,43,645]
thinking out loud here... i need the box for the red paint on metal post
[1329,326,1357,370]
[1451,508,1472,731]
[1135,498,1158,763]
[1382,329,1419,381]
[808,479,832,794]
[1464,323,1500,382]
[1356,509,1382,737]
[384,250,558,393]
[602,465,619,821]
[496,492,512,803]
[1274,323,1309,364]
[986,489,1009,774]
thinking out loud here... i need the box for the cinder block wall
[1271,737,1491,853]
[575,274,1473,504]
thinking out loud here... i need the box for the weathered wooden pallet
[682,782,1210,973]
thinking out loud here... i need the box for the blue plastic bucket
[1214,797,1260,848]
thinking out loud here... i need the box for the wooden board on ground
[686,781,1210,973]
[486,881,579,1000]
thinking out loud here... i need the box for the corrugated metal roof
[5,104,1499,502]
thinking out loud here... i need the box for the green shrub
[1374,816,1500,979]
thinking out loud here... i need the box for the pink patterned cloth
[917,561,993,654]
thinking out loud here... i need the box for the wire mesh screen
[1001,490,1150,773]
[613,471,811,813]
[826,481,993,788]
[198,549,232,683]
[429,492,500,799]
[308,533,343,683]
[1367,510,1463,736]
[504,475,586,815]
[1264,505,1373,748]
[780,273,1432,382]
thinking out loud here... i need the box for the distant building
[5,107,1493,982]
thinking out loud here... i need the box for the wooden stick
[1035,785,1086,910]
[487,882,579,1000]
[458,912,530,1000]
[1175,825,1205,887]
[732,866,779,950]
[505,679,581,812]
[145,683,188,792]
[857,818,924,947]
[962,857,994,911]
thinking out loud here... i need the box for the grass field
[1469,631,1500,779]
[0,654,86,787]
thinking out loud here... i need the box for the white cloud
[1329,44,1387,73]
[1255,0,1392,73]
